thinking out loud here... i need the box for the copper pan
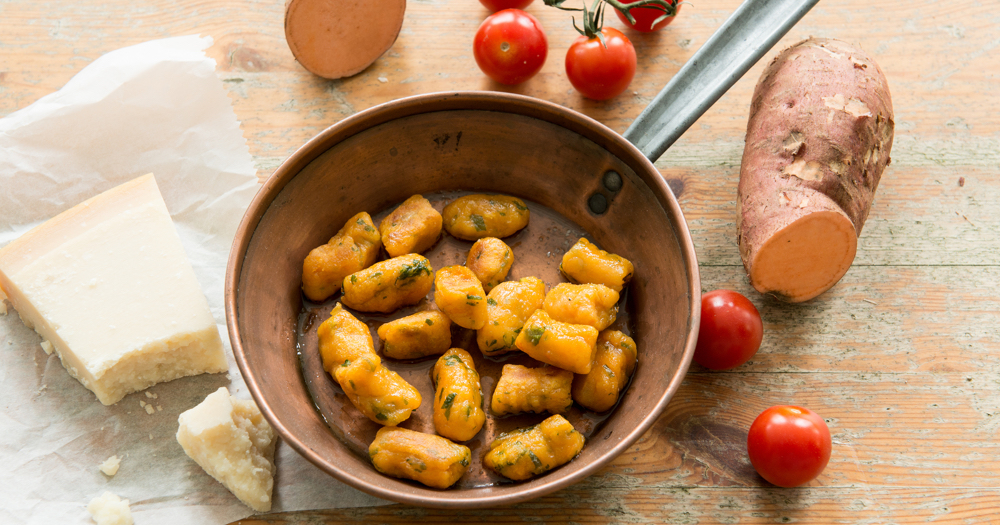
[226,0,818,509]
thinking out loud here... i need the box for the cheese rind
[0,174,227,405]
[176,387,277,512]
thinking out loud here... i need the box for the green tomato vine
[543,0,679,40]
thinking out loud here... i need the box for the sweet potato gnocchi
[559,237,634,293]
[491,364,573,417]
[302,212,382,301]
[317,304,421,425]
[304,192,640,489]
[483,414,585,481]
[477,276,545,356]
[543,282,619,331]
[432,348,486,442]
[433,265,488,330]
[369,426,471,489]
[572,330,638,412]
[379,194,442,257]
[466,237,513,292]
[515,310,599,375]
[442,194,530,240]
[341,254,434,313]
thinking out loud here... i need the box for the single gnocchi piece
[491,364,573,417]
[433,265,488,330]
[483,414,585,481]
[335,356,422,426]
[559,238,634,293]
[466,237,513,292]
[377,310,452,360]
[477,276,545,356]
[317,303,380,373]
[317,304,421,425]
[341,254,434,313]
[369,426,471,489]
[442,194,530,241]
[543,282,619,331]
[572,330,638,412]
[301,212,382,301]
[514,309,598,374]
[432,348,486,442]
[379,194,443,257]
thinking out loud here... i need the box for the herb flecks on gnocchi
[369,426,471,489]
[377,310,452,360]
[379,194,443,257]
[491,364,573,417]
[514,309,598,374]
[442,194,530,241]
[433,265,488,330]
[302,212,382,302]
[466,237,513,292]
[432,348,487,442]
[572,330,638,413]
[483,414,585,481]
[317,304,421,426]
[341,254,434,313]
[477,276,545,356]
[559,238,634,293]
[543,282,620,331]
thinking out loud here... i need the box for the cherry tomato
[473,9,548,86]
[747,405,832,487]
[479,0,534,12]
[565,27,637,101]
[693,289,763,370]
[614,0,680,32]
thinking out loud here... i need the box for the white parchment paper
[0,35,386,525]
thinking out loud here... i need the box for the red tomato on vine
[614,0,680,32]
[565,27,636,100]
[473,9,548,85]
[480,0,534,12]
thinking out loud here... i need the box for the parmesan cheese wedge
[177,387,277,512]
[0,174,227,405]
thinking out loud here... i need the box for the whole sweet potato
[738,37,894,302]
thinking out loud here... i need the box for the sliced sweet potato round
[285,0,405,79]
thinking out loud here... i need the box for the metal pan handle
[623,0,820,162]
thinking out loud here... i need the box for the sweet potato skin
[737,37,894,302]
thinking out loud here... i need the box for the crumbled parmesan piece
[87,491,133,525]
[100,455,121,477]
[176,387,277,512]
[40,340,53,354]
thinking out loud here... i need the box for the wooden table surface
[4,0,999,522]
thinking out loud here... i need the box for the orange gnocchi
[483,414,585,481]
[514,309,598,374]
[379,194,442,257]
[301,212,382,302]
[341,254,434,313]
[559,237,634,293]
[442,194,530,241]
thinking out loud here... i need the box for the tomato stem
[544,0,679,36]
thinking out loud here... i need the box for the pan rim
[225,91,701,509]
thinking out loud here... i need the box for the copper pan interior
[227,92,700,508]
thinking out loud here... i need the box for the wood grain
[3,0,999,522]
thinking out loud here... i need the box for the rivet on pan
[588,193,608,215]
[603,170,623,192]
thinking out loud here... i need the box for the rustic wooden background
[3,0,999,522]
